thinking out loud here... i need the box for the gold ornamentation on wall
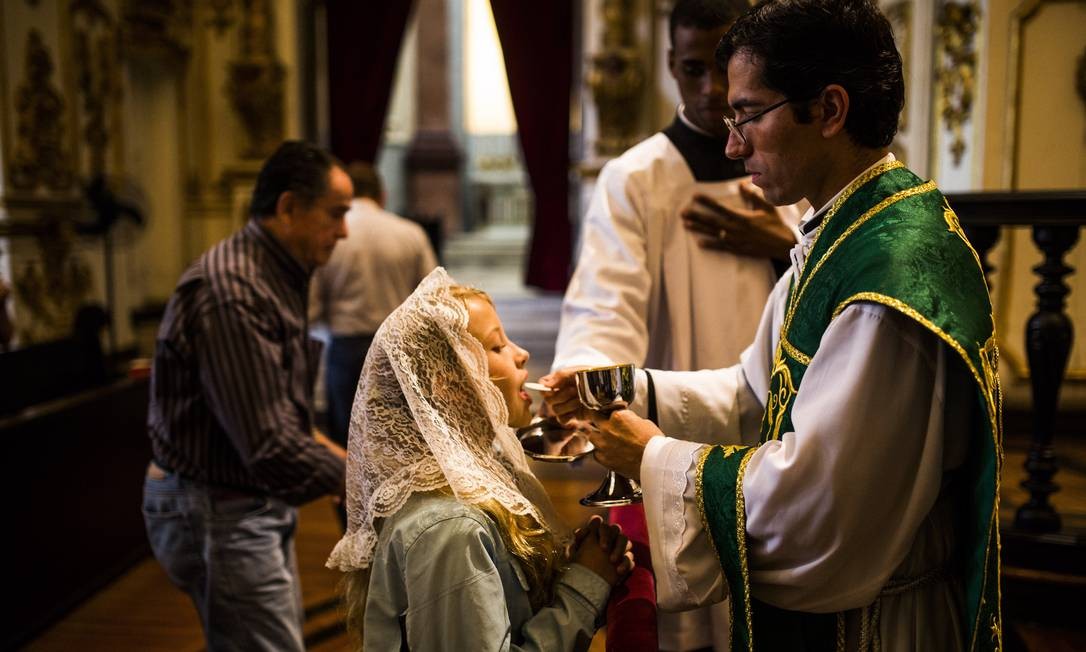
[884,0,912,132]
[936,0,980,167]
[12,217,93,344]
[72,0,121,176]
[206,0,236,34]
[120,0,193,62]
[10,30,74,192]
[228,0,284,159]
[587,0,645,157]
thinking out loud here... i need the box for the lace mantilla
[327,268,568,572]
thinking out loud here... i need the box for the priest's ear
[814,84,850,140]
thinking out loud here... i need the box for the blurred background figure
[310,161,437,528]
[143,141,350,652]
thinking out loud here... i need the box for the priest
[544,1,1002,649]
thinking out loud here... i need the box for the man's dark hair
[668,0,749,45]
[249,141,341,218]
[345,161,383,201]
[716,0,904,148]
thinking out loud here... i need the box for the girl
[327,268,631,651]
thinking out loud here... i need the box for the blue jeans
[326,334,373,530]
[325,334,374,448]
[142,470,305,652]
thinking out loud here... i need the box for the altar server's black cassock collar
[662,116,746,182]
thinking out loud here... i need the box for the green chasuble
[697,161,1003,651]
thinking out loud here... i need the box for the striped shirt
[148,220,344,505]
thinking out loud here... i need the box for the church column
[405,0,462,244]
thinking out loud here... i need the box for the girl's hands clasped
[570,515,634,587]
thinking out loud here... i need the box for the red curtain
[489,1,574,292]
[326,1,415,164]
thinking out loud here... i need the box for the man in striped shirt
[143,141,351,651]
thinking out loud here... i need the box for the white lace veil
[326,268,569,572]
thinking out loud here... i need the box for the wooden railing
[948,190,1086,534]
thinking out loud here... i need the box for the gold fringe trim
[695,445,733,646]
[695,446,726,584]
[780,335,811,366]
[816,160,907,245]
[736,447,758,650]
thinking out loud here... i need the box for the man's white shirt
[310,197,437,336]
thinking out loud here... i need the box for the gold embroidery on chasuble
[944,197,987,274]
[943,197,967,241]
[979,334,1003,454]
[764,345,798,442]
[720,444,744,460]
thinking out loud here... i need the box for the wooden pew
[1,376,151,650]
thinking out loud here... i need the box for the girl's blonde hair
[340,284,563,649]
[449,283,492,305]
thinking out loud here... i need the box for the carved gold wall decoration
[228,0,284,159]
[10,29,74,192]
[72,0,121,176]
[935,0,980,167]
[206,0,236,34]
[120,0,194,62]
[884,0,912,132]
[12,216,93,344]
[588,0,645,157]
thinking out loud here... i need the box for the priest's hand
[538,367,589,426]
[681,181,796,261]
[586,409,663,482]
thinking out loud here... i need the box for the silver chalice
[575,363,643,507]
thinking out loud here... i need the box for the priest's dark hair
[669,0,750,45]
[249,140,343,219]
[716,0,904,149]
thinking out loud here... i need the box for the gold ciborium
[575,364,643,507]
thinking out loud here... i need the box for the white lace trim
[665,441,700,602]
